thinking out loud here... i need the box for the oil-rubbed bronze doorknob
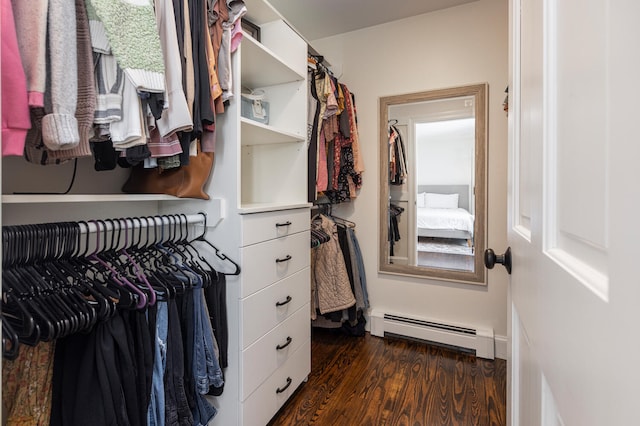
[484,247,512,274]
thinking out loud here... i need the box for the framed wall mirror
[379,83,487,284]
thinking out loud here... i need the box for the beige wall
[312,0,510,340]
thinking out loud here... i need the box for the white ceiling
[267,0,479,41]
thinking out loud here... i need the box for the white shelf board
[244,0,281,25]
[2,193,187,204]
[241,34,304,88]
[238,201,312,215]
[240,118,304,145]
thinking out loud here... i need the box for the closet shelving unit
[236,16,309,214]
[0,0,309,423]
[197,0,311,423]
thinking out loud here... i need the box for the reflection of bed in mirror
[417,184,474,244]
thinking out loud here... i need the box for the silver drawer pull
[276,377,293,394]
[276,336,293,350]
[275,255,292,263]
[275,295,292,307]
[275,221,292,227]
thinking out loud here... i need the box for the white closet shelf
[2,194,202,204]
[241,33,305,88]
[243,1,280,26]
[238,201,312,215]
[240,118,304,145]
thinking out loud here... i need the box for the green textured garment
[87,0,164,90]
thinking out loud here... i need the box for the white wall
[416,119,475,186]
[312,0,510,340]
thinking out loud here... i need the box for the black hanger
[8,224,69,340]
[2,316,20,360]
[89,220,146,310]
[171,214,216,289]
[190,212,240,276]
[138,216,183,299]
[330,215,356,229]
[150,215,198,286]
[138,216,189,296]
[20,259,73,339]
[70,221,120,318]
[47,222,101,328]
[4,268,53,344]
[117,218,157,306]
[3,223,82,342]
[1,271,40,346]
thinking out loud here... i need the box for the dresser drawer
[241,267,310,349]
[240,303,310,400]
[240,231,309,297]
[241,339,311,426]
[240,208,310,247]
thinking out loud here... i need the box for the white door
[506,0,640,425]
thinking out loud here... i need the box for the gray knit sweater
[42,0,80,151]
[51,0,96,160]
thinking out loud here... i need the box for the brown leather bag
[122,148,214,200]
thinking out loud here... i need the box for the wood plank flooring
[268,328,506,426]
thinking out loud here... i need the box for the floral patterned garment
[2,341,56,426]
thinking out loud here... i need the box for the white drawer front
[240,208,310,247]
[241,339,311,426]
[241,267,310,349]
[240,231,309,297]
[241,303,310,400]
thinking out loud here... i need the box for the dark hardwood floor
[269,328,506,426]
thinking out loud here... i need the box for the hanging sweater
[42,0,80,151]
[10,0,48,108]
[86,1,125,125]
[50,0,97,160]
[154,0,192,137]
[217,0,246,103]
[1,0,31,156]
[88,0,165,93]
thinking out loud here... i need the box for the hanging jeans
[191,283,222,425]
[147,300,168,426]
[193,287,224,393]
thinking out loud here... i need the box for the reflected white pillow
[417,192,427,208]
[425,193,459,209]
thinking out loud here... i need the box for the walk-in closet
[2,0,316,423]
[2,0,512,425]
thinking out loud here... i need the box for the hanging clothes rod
[2,212,240,274]
[77,213,205,234]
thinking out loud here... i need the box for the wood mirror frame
[379,83,487,284]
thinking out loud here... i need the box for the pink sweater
[11,0,47,108]
[2,0,30,157]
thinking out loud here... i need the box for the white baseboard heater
[370,310,495,359]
